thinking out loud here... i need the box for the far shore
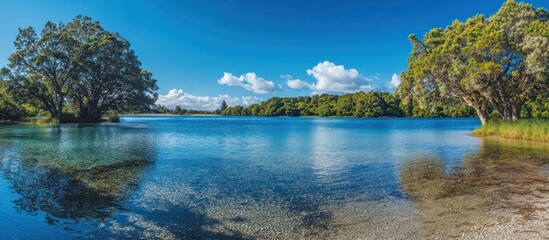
[120,113,221,117]
[119,114,480,119]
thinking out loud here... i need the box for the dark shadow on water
[0,124,158,224]
[400,138,549,201]
[0,159,150,221]
[399,138,549,237]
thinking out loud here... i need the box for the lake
[1,116,549,239]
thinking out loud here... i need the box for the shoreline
[120,113,220,117]
[120,114,479,119]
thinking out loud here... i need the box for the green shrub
[31,116,58,124]
[104,110,120,123]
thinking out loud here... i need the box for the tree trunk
[463,98,488,125]
[511,105,521,122]
[56,101,63,123]
[77,105,102,123]
[502,107,511,121]
[475,107,488,125]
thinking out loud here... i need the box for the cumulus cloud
[285,61,373,93]
[218,72,279,94]
[282,74,309,90]
[387,73,402,89]
[287,79,310,90]
[156,89,263,111]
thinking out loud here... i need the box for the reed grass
[473,119,549,142]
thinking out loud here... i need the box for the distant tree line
[152,105,214,115]
[149,89,549,119]
[219,91,477,118]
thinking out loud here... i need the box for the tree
[261,97,283,116]
[221,100,228,111]
[361,92,384,117]
[337,94,354,116]
[3,16,158,122]
[398,0,549,124]
[174,105,183,115]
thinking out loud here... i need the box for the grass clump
[473,119,549,142]
[30,116,59,124]
[103,110,120,123]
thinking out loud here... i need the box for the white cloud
[287,79,310,89]
[284,61,373,94]
[240,96,263,106]
[156,89,263,111]
[282,74,309,90]
[387,73,401,89]
[218,72,279,94]
[217,72,243,86]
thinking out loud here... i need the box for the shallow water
[1,117,548,239]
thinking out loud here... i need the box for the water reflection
[0,158,150,221]
[400,138,549,238]
[4,118,549,239]
[310,123,346,179]
[0,124,156,223]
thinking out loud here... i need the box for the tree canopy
[2,16,158,122]
[397,0,549,124]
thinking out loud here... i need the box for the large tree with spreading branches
[397,0,549,125]
[3,16,158,122]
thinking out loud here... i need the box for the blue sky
[1,0,548,110]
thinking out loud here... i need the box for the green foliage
[173,106,183,115]
[222,105,245,116]
[152,105,213,115]
[3,21,72,121]
[67,16,158,122]
[221,100,228,111]
[220,91,476,118]
[2,15,158,123]
[0,81,28,120]
[398,0,549,124]
[522,94,549,118]
[104,110,120,123]
[473,119,549,142]
[398,97,477,118]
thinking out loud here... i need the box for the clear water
[1,117,546,239]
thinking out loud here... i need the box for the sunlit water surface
[1,117,549,239]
